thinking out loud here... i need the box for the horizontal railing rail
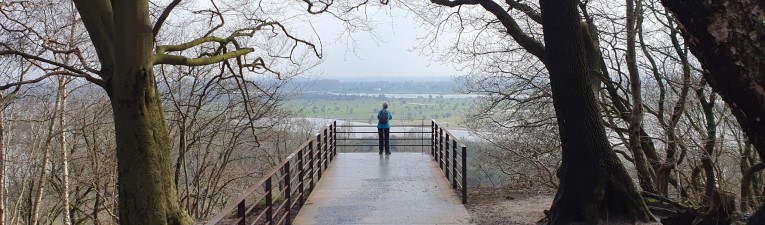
[335,122,431,147]
[206,121,338,225]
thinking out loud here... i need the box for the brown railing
[335,122,431,148]
[334,120,468,203]
[432,120,468,204]
[205,121,337,225]
[206,120,468,224]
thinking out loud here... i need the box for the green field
[287,95,476,124]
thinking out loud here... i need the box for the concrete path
[293,153,473,225]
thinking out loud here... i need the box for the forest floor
[464,186,753,225]
[465,186,554,225]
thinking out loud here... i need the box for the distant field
[286,95,476,124]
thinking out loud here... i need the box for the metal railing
[334,120,467,204]
[432,120,468,204]
[206,120,468,225]
[205,122,337,225]
[334,121,431,148]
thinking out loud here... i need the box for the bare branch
[0,49,104,86]
[154,21,321,69]
[0,71,101,90]
[431,0,545,61]
[153,0,183,37]
[73,0,115,79]
[430,0,480,7]
[300,0,332,14]
[505,0,541,24]
[154,48,254,66]
[38,45,100,74]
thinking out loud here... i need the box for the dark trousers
[378,128,390,153]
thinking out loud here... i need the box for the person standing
[377,101,393,155]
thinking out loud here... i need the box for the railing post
[333,121,337,157]
[237,200,246,225]
[437,125,441,162]
[462,146,467,204]
[327,125,332,161]
[431,121,436,157]
[316,133,322,180]
[445,133,450,178]
[284,161,291,225]
[298,149,305,205]
[452,140,458,189]
[323,128,329,167]
[439,128,444,170]
[308,140,314,191]
[266,177,273,225]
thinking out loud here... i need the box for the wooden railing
[334,123,431,148]
[205,121,337,225]
[206,120,468,224]
[432,120,468,204]
[334,120,468,203]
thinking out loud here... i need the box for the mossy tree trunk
[111,1,191,224]
[73,0,192,224]
[539,0,655,224]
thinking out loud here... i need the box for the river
[324,92,481,99]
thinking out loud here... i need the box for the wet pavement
[293,153,473,225]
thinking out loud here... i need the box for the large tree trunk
[659,1,765,223]
[110,1,191,225]
[540,0,655,224]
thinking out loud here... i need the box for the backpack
[380,110,389,124]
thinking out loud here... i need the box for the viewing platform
[206,120,470,225]
[293,153,472,225]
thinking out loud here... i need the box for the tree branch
[153,48,254,66]
[430,0,479,7]
[300,0,332,14]
[431,0,545,61]
[154,20,321,68]
[506,0,541,24]
[0,49,104,86]
[0,71,103,90]
[614,149,635,162]
[156,21,279,55]
[153,0,183,37]
[73,0,115,79]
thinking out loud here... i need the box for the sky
[299,6,460,79]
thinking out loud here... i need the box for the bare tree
[0,0,333,223]
[659,1,765,224]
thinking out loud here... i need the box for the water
[325,92,481,99]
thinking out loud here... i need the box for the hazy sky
[304,6,459,79]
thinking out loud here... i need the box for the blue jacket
[377,109,393,129]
